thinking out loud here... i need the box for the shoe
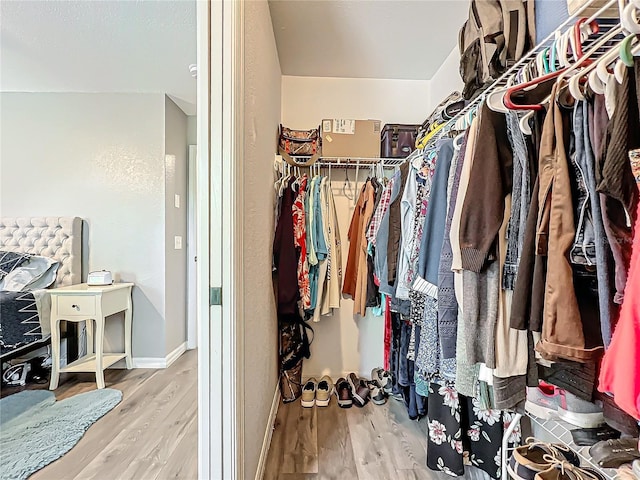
[371,367,393,394]
[534,461,604,480]
[556,389,605,428]
[347,373,370,407]
[527,382,605,428]
[633,459,640,479]
[525,383,562,419]
[508,438,580,480]
[589,438,640,468]
[335,377,352,408]
[616,464,638,480]
[570,425,620,446]
[315,375,333,407]
[367,381,386,406]
[301,378,317,408]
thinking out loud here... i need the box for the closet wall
[280,62,463,379]
[243,1,281,479]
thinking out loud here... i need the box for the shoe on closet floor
[335,377,352,408]
[508,438,580,480]
[371,367,393,394]
[367,381,387,406]
[347,373,370,407]
[301,378,317,408]
[315,376,334,407]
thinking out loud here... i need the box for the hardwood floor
[8,349,198,480]
[264,396,434,480]
[263,396,495,480]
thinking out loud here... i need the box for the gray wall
[0,92,187,360]
[164,95,189,354]
[243,1,281,478]
[187,115,197,145]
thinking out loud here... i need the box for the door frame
[187,144,197,351]
[197,0,245,478]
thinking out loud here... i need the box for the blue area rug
[0,388,122,480]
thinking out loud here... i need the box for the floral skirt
[426,382,521,479]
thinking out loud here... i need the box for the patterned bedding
[0,290,44,357]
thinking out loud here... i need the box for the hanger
[622,1,640,34]
[342,160,354,201]
[549,21,625,101]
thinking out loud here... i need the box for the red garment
[292,176,311,310]
[598,151,640,419]
[383,294,391,372]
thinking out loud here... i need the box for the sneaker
[347,373,370,407]
[508,438,580,480]
[525,383,562,419]
[557,390,605,428]
[335,377,352,408]
[367,381,386,406]
[315,375,333,407]
[301,378,317,408]
[371,367,393,394]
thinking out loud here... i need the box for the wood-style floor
[264,395,436,480]
[5,349,198,480]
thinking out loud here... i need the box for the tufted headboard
[0,217,83,287]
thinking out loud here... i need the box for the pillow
[0,250,32,281]
[0,255,60,292]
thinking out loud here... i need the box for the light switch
[174,236,183,249]
[174,194,181,208]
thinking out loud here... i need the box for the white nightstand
[48,282,134,390]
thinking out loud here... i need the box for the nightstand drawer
[57,296,96,317]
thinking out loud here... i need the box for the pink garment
[598,151,640,419]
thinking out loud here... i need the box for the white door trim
[196,1,214,479]
[198,1,245,478]
[221,0,245,477]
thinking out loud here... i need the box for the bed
[0,217,83,362]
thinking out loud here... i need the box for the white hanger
[622,1,640,34]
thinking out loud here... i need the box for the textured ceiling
[0,0,197,114]
[269,0,470,80]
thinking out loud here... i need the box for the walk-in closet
[241,1,640,479]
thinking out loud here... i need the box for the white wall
[243,1,281,479]
[429,46,464,107]
[282,76,431,128]
[0,92,187,361]
[164,95,188,354]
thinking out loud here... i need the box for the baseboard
[255,383,280,480]
[165,341,188,368]
[130,341,188,369]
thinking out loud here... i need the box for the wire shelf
[527,413,617,480]
[286,155,407,169]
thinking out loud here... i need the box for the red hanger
[502,18,598,111]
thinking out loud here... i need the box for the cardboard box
[321,119,381,159]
